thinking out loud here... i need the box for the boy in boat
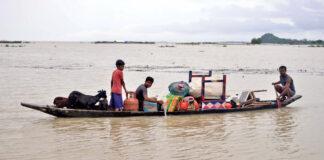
[110,59,128,111]
[135,76,163,111]
[272,65,296,102]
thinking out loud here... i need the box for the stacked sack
[165,81,199,112]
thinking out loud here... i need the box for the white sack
[188,77,230,99]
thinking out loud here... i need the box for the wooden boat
[21,95,302,118]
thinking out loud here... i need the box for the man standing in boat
[135,76,163,111]
[272,66,296,102]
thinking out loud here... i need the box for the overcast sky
[1,0,324,42]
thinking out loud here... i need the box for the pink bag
[183,96,194,103]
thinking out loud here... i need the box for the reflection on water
[29,110,300,160]
[273,108,300,157]
[0,43,323,159]
[0,105,311,160]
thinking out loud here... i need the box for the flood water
[0,42,323,160]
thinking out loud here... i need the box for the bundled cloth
[165,94,183,112]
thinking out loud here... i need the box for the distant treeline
[176,42,201,45]
[0,40,21,43]
[94,41,155,44]
[251,33,324,44]
[0,40,30,44]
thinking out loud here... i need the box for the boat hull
[21,95,302,118]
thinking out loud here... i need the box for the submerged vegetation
[159,45,175,48]
[308,44,324,47]
[1,43,25,47]
[4,44,25,47]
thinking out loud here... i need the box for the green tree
[251,38,262,44]
[315,40,323,44]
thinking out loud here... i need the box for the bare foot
[284,98,291,103]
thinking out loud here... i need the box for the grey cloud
[1,0,323,41]
[133,0,324,38]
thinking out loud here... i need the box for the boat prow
[282,94,302,106]
[21,95,302,118]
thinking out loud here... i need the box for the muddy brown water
[0,43,323,160]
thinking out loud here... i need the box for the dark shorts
[291,91,295,97]
[110,93,123,109]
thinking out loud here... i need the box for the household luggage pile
[164,71,233,112]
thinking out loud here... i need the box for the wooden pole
[274,86,282,108]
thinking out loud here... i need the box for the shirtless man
[272,66,296,102]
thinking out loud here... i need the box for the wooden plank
[250,90,267,93]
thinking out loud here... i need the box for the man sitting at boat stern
[272,65,296,102]
[136,76,164,111]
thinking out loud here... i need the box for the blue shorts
[110,93,123,108]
